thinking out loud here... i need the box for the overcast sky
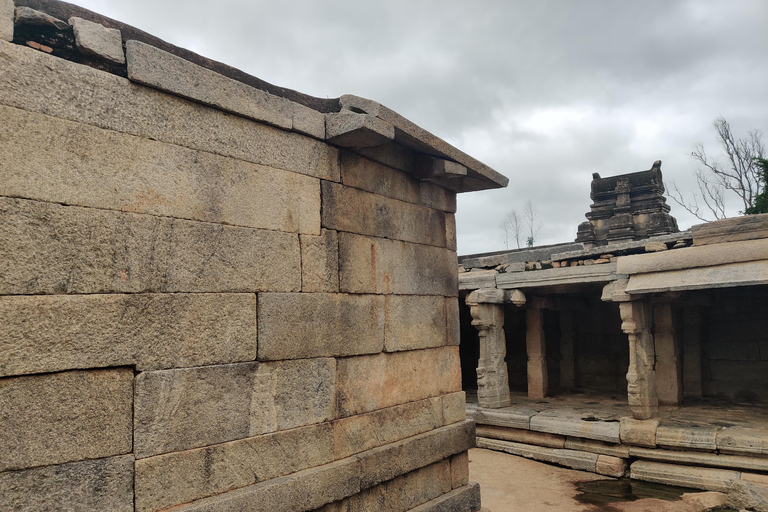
[71,0,768,255]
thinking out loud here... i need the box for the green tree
[745,157,768,214]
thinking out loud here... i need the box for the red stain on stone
[370,244,377,293]
[27,41,53,53]
[119,269,128,283]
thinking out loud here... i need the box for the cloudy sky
[70,0,768,255]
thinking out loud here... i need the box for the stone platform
[467,390,768,507]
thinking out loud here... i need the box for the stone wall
[701,286,768,402]
[0,5,498,509]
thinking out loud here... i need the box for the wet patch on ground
[575,479,697,507]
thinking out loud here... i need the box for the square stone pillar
[619,300,659,419]
[559,310,575,390]
[526,297,548,399]
[653,302,682,405]
[467,291,512,409]
[682,304,703,399]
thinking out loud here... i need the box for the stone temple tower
[576,160,679,248]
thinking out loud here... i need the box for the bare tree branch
[523,199,542,247]
[500,209,522,249]
[670,117,765,221]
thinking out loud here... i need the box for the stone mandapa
[338,232,458,296]
[322,181,447,247]
[0,104,321,234]
[134,359,335,458]
[70,17,125,64]
[0,41,339,180]
[0,197,300,295]
[258,293,384,360]
[336,347,461,418]
[0,369,133,471]
[135,423,333,512]
[0,293,258,377]
[332,398,443,460]
[0,455,134,512]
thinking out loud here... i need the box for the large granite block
[385,295,448,352]
[0,369,132,471]
[450,452,469,489]
[336,347,461,417]
[0,0,12,41]
[258,293,384,360]
[0,293,257,377]
[619,417,659,447]
[127,40,326,137]
[70,17,125,64]
[630,460,739,492]
[529,412,621,444]
[135,359,335,457]
[477,426,565,449]
[407,483,482,512]
[332,397,442,459]
[717,427,768,456]
[357,420,475,489]
[349,461,452,512]
[0,41,339,180]
[0,455,134,512]
[0,197,300,294]
[656,424,718,451]
[135,423,333,512]
[339,151,456,213]
[477,437,598,472]
[442,391,467,425]
[171,458,361,512]
[446,297,461,346]
[300,229,339,292]
[338,232,458,296]
[629,446,768,472]
[322,181,446,247]
[0,104,321,234]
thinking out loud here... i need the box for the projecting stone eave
[12,0,507,194]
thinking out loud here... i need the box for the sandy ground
[468,448,723,512]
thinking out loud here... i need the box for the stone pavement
[469,448,729,512]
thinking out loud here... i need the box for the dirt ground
[468,448,726,512]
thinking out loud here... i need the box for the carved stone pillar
[653,301,682,405]
[559,310,575,390]
[619,300,659,419]
[526,297,548,399]
[467,289,512,409]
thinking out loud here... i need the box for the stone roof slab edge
[14,0,507,193]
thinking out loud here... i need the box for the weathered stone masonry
[0,2,507,511]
